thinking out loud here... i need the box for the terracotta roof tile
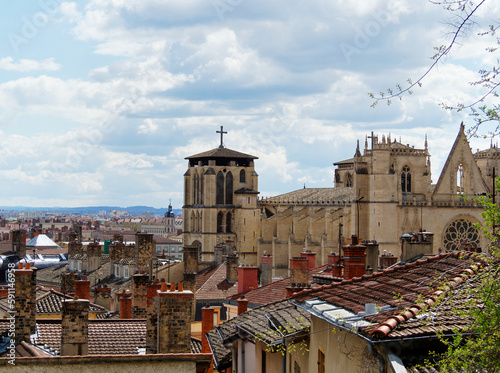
[196,262,238,301]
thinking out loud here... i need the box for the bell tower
[183,127,260,264]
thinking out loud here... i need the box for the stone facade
[14,264,35,342]
[136,233,154,273]
[184,124,494,278]
[132,274,149,319]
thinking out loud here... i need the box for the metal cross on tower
[217,126,227,148]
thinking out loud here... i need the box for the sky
[0,0,498,209]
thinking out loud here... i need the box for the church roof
[185,147,258,160]
[261,187,354,204]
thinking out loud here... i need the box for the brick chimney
[132,273,149,319]
[14,263,36,342]
[201,306,214,353]
[286,257,309,298]
[147,282,194,354]
[342,236,367,279]
[260,254,272,286]
[136,233,154,273]
[74,278,90,300]
[300,250,316,270]
[183,245,199,274]
[226,253,239,282]
[379,251,398,269]
[61,271,77,295]
[237,266,258,294]
[328,252,342,277]
[237,296,249,315]
[93,286,112,310]
[145,280,162,354]
[68,241,83,258]
[11,230,26,258]
[118,290,132,319]
[61,298,89,356]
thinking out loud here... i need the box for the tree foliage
[369,0,500,138]
[433,182,500,371]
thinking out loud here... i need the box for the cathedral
[183,124,498,276]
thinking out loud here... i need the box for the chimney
[327,252,342,277]
[68,241,83,258]
[149,282,194,354]
[364,241,379,272]
[74,278,90,300]
[300,249,316,270]
[260,254,272,286]
[118,290,132,319]
[86,242,101,272]
[145,280,162,354]
[237,266,258,294]
[379,251,398,269]
[112,234,124,243]
[286,257,309,298]
[226,253,239,282]
[61,298,89,356]
[342,240,367,279]
[93,286,112,310]
[201,306,214,353]
[14,263,36,342]
[11,230,26,258]
[136,233,154,273]
[184,245,199,273]
[61,271,77,295]
[132,273,149,319]
[237,296,249,315]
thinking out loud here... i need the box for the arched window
[457,163,464,194]
[184,179,189,205]
[226,172,233,204]
[345,173,352,187]
[401,166,411,193]
[216,172,224,204]
[240,169,246,183]
[217,212,224,233]
[226,213,232,233]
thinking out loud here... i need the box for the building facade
[184,124,495,276]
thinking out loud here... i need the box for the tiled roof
[227,264,333,306]
[29,319,202,355]
[185,147,258,160]
[195,264,221,290]
[35,289,106,315]
[293,252,485,341]
[196,262,238,301]
[261,187,354,204]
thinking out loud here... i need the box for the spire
[365,135,368,151]
[388,133,391,144]
[425,134,428,150]
[354,140,361,157]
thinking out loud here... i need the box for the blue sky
[0,0,498,209]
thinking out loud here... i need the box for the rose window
[443,218,479,251]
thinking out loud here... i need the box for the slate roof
[261,187,354,205]
[186,147,258,160]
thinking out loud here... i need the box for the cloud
[138,118,158,134]
[0,57,61,72]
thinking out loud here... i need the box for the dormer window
[401,166,411,193]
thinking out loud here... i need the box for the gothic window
[443,218,480,251]
[226,213,232,233]
[193,174,199,204]
[345,173,352,187]
[217,212,224,233]
[200,174,204,204]
[226,171,233,204]
[457,163,464,194]
[240,169,246,183]
[216,172,224,204]
[184,179,189,205]
[401,166,411,193]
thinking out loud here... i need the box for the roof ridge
[369,252,486,338]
